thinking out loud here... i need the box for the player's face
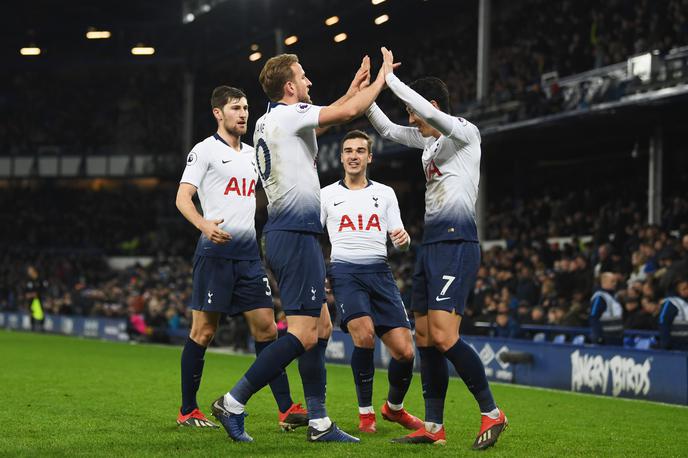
[290,63,312,104]
[341,137,371,176]
[218,97,249,136]
[407,106,432,137]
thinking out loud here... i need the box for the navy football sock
[180,337,207,415]
[443,338,496,413]
[255,339,294,413]
[418,346,448,424]
[387,357,414,406]
[230,333,305,405]
[299,338,329,419]
[351,346,375,408]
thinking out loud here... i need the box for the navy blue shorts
[264,230,325,317]
[411,241,480,315]
[329,266,411,337]
[190,256,273,315]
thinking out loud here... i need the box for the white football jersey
[419,117,481,244]
[180,133,259,259]
[367,74,482,244]
[321,180,404,267]
[253,102,323,233]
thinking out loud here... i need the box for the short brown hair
[259,54,299,102]
[341,130,373,154]
[211,86,246,110]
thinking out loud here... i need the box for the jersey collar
[213,133,241,151]
[338,179,372,189]
[267,101,287,112]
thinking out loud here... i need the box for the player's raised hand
[378,47,401,87]
[200,218,232,244]
[347,55,371,96]
[389,227,410,250]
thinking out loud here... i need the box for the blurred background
[2,0,688,354]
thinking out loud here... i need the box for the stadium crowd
[3,182,687,348]
[2,0,686,156]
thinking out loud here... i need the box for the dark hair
[409,77,451,114]
[341,130,373,154]
[211,86,246,110]
[259,54,299,102]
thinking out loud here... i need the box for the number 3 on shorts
[439,275,455,296]
[262,277,272,296]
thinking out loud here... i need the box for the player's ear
[212,107,222,121]
[367,152,372,164]
[284,81,294,97]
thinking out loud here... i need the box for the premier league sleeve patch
[186,151,198,166]
[296,103,312,113]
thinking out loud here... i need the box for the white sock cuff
[386,401,403,411]
[358,406,375,414]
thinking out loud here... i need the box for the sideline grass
[1,330,687,457]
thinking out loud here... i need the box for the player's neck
[344,174,368,190]
[279,95,299,105]
[216,129,241,151]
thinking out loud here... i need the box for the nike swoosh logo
[310,429,330,440]
[436,296,451,302]
[334,201,345,206]
[222,160,232,164]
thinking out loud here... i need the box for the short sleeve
[180,149,209,188]
[288,103,323,132]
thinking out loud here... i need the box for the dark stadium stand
[2,0,688,351]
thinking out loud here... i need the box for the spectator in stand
[589,272,623,343]
[658,278,688,349]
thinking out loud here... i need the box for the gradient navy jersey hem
[193,235,261,260]
[328,261,391,275]
[421,222,478,245]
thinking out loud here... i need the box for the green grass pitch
[2,331,687,457]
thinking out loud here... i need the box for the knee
[349,323,375,348]
[190,324,216,347]
[396,345,416,363]
[430,328,457,353]
[291,329,317,350]
[252,321,277,342]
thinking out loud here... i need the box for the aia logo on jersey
[338,214,381,232]
[224,177,256,197]
[424,160,443,180]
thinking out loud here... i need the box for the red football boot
[177,408,219,428]
[381,402,423,430]
[278,402,309,431]
[391,425,446,445]
[358,412,377,433]
[472,409,508,450]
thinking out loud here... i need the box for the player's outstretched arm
[380,47,459,139]
[315,56,371,136]
[176,183,231,244]
[366,102,426,149]
[317,58,389,128]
